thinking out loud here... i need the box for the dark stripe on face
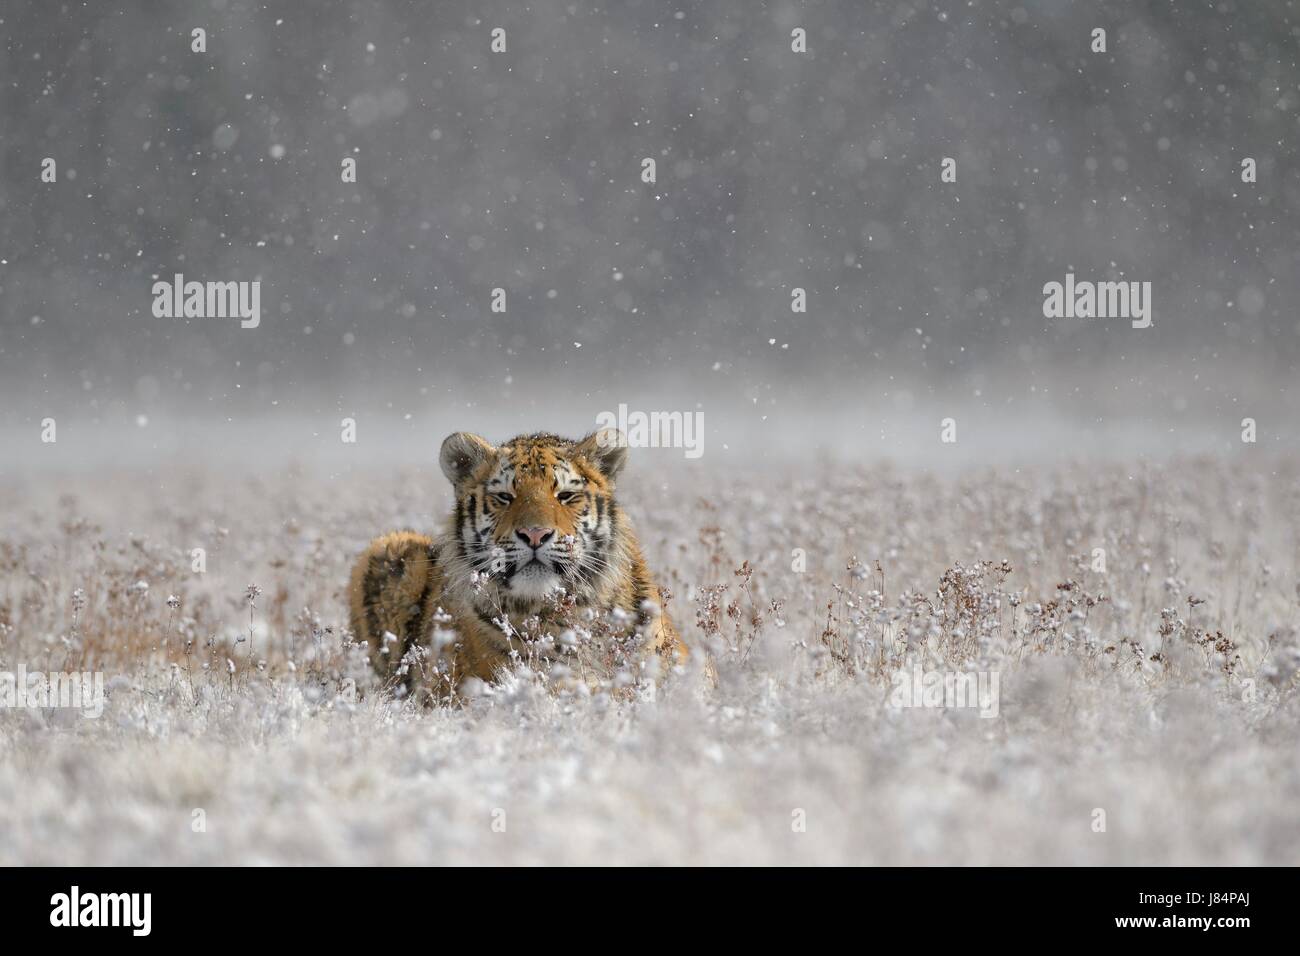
[589,510,611,566]
[454,498,468,560]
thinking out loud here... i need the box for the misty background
[2,0,1298,469]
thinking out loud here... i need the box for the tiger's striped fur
[348,429,684,700]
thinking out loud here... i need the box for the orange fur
[348,430,683,701]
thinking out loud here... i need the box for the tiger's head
[439,429,631,609]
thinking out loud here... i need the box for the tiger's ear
[575,429,629,483]
[439,432,495,487]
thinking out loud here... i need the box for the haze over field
[2,0,1296,462]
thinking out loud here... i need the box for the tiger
[347,429,685,701]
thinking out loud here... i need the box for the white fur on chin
[506,564,564,600]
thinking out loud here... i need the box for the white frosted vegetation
[0,456,1297,864]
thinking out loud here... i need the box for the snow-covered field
[2,453,1298,865]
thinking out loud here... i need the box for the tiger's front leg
[347,531,443,694]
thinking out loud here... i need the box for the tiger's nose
[516,527,555,549]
